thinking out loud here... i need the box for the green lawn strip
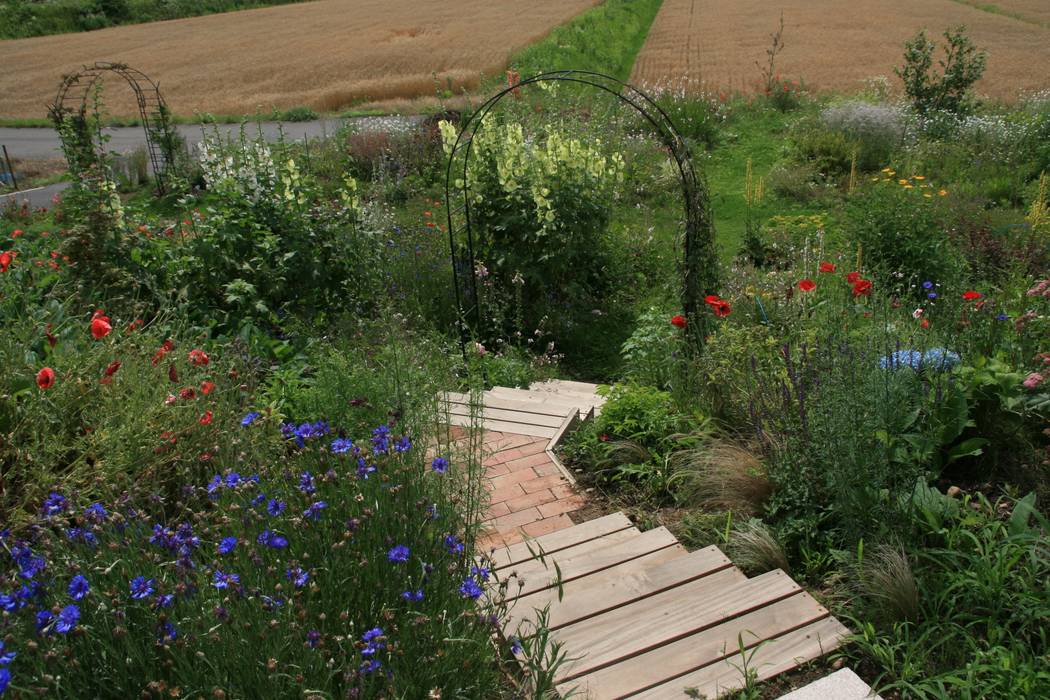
[509,0,665,82]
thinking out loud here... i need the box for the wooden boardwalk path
[444,381,849,699]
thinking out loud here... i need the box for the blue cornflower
[0,640,16,665]
[360,660,382,674]
[401,589,424,602]
[356,457,376,480]
[35,609,53,634]
[241,411,261,427]
[224,473,242,489]
[444,534,464,555]
[68,575,89,601]
[509,636,523,655]
[154,593,175,609]
[306,629,321,648]
[459,578,484,599]
[130,576,156,600]
[0,594,16,613]
[158,621,178,641]
[267,499,286,517]
[387,545,410,563]
[425,503,439,521]
[471,565,491,581]
[371,425,391,454]
[0,668,10,694]
[218,537,238,555]
[251,492,267,507]
[55,604,80,634]
[922,348,961,371]
[394,435,411,453]
[431,457,449,474]
[330,438,354,454]
[212,570,240,589]
[303,501,327,521]
[299,472,316,495]
[286,567,309,588]
[879,350,923,370]
[84,502,108,522]
[41,492,68,517]
[927,292,938,300]
[258,530,289,549]
[261,595,285,611]
[19,554,46,580]
[363,627,384,642]
[923,281,934,289]
[206,475,224,496]
[996,313,1009,321]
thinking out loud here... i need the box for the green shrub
[620,307,681,389]
[895,26,987,116]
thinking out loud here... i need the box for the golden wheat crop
[0,0,600,119]
[631,0,1050,100]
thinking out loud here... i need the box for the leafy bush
[895,26,987,116]
[818,101,904,171]
[620,307,681,389]
[846,175,964,295]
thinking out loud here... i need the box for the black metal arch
[49,61,176,193]
[443,70,719,354]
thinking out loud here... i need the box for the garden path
[445,381,852,699]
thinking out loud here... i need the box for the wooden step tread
[532,379,604,394]
[443,402,569,428]
[629,616,851,699]
[491,512,633,570]
[444,391,578,419]
[554,569,801,681]
[562,590,832,698]
[487,387,595,412]
[446,413,558,438]
[503,526,679,599]
[507,544,738,633]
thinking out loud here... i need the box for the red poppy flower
[670,314,688,329]
[711,300,732,317]
[962,290,981,301]
[104,360,121,376]
[920,318,930,329]
[188,349,209,366]
[200,380,216,395]
[798,279,816,292]
[11,229,22,238]
[846,271,861,284]
[199,411,213,426]
[127,319,143,332]
[36,367,56,390]
[180,387,196,401]
[0,251,11,273]
[704,294,721,305]
[90,311,112,340]
[819,261,836,273]
[852,279,873,297]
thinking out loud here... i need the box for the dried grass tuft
[670,439,771,515]
[727,519,789,575]
[853,544,920,624]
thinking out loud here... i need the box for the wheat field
[630,0,1050,100]
[0,0,601,119]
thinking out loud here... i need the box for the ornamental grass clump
[0,416,510,698]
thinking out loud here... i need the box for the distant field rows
[954,0,1050,25]
[631,0,1050,99]
[0,0,601,119]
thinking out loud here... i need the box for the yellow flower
[938,189,948,196]
[871,176,880,182]
[881,167,892,173]
[913,175,925,180]
[898,179,908,185]
[904,184,913,189]
[923,193,932,198]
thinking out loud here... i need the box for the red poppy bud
[920,318,930,329]
[798,279,816,292]
[670,315,687,329]
[200,381,216,395]
[0,251,11,273]
[104,360,121,376]
[199,411,213,426]
[851,279,873,297]
[168,363,178,383]
[180,387,196,400]
[188,349,209,366]
[36,367,56,390]
[962,290,981,301]
[819,261,836,273]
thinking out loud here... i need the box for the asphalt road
[0,115,419,161]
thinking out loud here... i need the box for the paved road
[0,115,420,161]
[0,114,421,210]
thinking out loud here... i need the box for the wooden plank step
[491,512,633,570]
[562,591,832,698]
[554,569,801,682]
[629,616,851,700]
[444,402,568,428]
[444,391,576,419]
[488,387,595,412]
[504,527,679,599]
[507,545,738,633]
[533,379,604,394]
[445,413,558,438]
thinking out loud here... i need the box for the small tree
[895,26,987,115]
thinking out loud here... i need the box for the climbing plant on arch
[48,61,179,194]
[443,70,719,356]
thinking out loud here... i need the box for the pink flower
[1022,372,1044,390]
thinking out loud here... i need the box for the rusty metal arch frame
[50,61,175,193]
[443,70,718,357]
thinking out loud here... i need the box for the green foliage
[0,0,312,38]
[595,383,681,453]
[846,177,965,295]
[895,27,988,116]
[620,307,681,389]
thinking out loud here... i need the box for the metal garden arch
[49,62,177,193]
[443,70,719,355]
